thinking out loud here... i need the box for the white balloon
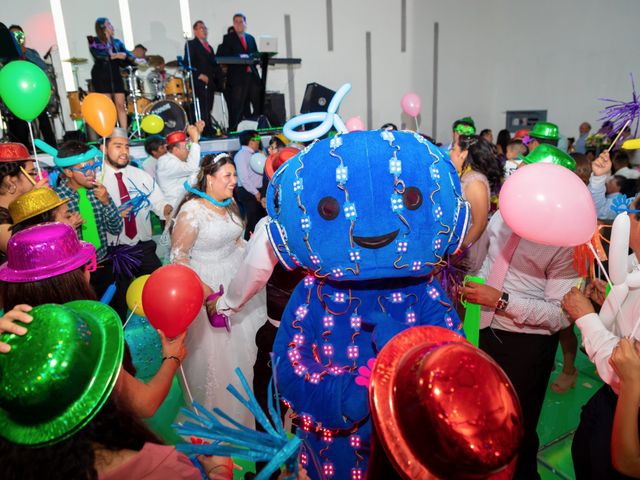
[250,152,267,174]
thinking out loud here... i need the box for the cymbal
[147,55,165,68]
[63,57,88,64]
[165,60,180,69]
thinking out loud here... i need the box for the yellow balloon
[126,275,150,316]
[622,138,640,150]
[141,114,164,135]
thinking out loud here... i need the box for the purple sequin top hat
[0,223,95,283]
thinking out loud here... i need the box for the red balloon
[141,264,204,338]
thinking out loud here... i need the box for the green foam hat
[520,144,576,171]
[529,122,559,141]
[0,301,123,446]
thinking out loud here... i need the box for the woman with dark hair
[0,143,48,261]
[170,153,265,428]
[495,129,511,157]
[89,17,136,130]
[0,223,187,419]
[449,136,503,274]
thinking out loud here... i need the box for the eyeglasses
[85,254,97,273]
[70,159,102,177]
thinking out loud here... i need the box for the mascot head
[266,130,469,281]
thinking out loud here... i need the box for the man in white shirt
[562,207,640,479]
[156,120,204,209]
[234,129,266,240]
[461,150,581,479]
[100,128,173,319]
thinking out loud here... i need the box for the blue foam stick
[100,282,117,304]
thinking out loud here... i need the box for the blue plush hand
[341,378,370,424]
[367,311,409,353]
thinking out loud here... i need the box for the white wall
[5,0,640,143]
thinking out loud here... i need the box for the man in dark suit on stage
[217,13,262,132]
[185,20,224,137]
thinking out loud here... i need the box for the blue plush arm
[273,287,369,430]
[417,278,464,333]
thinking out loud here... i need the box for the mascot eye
[317,196,340,220]
[403,186,423,210]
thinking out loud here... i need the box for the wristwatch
[495,292,509,312]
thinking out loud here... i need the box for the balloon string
[100,137,107,183]
[630,311,640,339]
[180,365,195,405]
[587,242,625,322]
[415,115,420,131]
[27,121,42,178]
[123,304,137,329]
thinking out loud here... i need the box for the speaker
[300,83,336,113]
[264,92,286,127]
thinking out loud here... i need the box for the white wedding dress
[170,199,265,427]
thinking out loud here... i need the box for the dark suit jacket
[185,38,224,91]
[216,32,259,87]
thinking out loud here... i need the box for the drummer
[156,120,205,208]
[133,44,148,63]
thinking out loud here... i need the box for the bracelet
[162,355,181,367]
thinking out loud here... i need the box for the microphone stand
[183,33,201,123]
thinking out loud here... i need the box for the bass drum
[142,100,187,136]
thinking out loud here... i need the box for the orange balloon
[81,93,117,138]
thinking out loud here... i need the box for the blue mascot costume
[266,129,470,479]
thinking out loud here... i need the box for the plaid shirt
[55,179,122,261]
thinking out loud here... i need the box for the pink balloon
[499,163,596,247]
[345,116,365,132]
[401,92,422,117]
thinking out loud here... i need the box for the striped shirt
[478,211,580,335]
[55,179,122,261]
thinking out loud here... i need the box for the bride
[170,153,265,427]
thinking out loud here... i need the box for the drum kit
[122,55,193,138]
[63,54,192,138]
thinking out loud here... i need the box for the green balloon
[0,60,51,121]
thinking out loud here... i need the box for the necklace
[183,181,232,207]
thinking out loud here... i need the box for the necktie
[202,40,211,54]
[479,232,521,329]
[115,172,137,239]
[239,35,250,72]
[77,187,101,250]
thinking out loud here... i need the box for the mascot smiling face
[266,130,469,280]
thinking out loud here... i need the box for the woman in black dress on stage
[89,17,135,130]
